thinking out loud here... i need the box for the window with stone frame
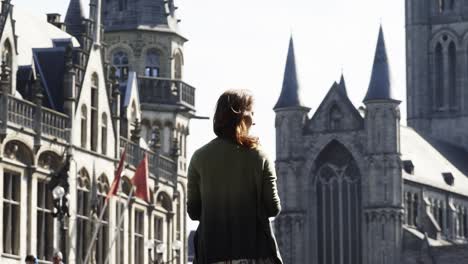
[174,52,183,79]
[145,49,161,77]
[76,169,91,263]
[154,215,163,242]
[36,178,55,261]
[434,43,444,109]
[430,198,445,231]
[81,105,88,148]
[176,196,181,241]
[91,74,99,152]
[448,42,457,108]
[455,205,467,239]
[112,51,129,80]
[404,192,419,227]
[2,171,21,256]
[95,175,110,264]
[2,40,12,91]
[115,201,126,264]
[101,113,108,155]
[134,209,145,264]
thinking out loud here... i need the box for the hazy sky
[15,0,406,230]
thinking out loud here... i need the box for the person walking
[52,251,64,264]
[187,89,282,264]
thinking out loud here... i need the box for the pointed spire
[274,36,305,110]
[65,0,85,37]
[363,26,397,103]
[338,73,348,96]
[89,0,102,45]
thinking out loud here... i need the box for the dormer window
[403,160,414,175]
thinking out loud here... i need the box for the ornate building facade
[0,0,196,263]
[274,1,468,263]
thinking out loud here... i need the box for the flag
[131,153,150,202]
[106,147,126,202]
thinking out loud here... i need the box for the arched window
[81,105,88,148]
[315,141,362,264]
[435,43,444,108]
[112,51,129,80]
[91,74,99,152]
[96,175,110,264]
[2,40,12,92]
[329,105,343,130]
[174,52,183,79]
[145,49,160,77]
[448,42,456,107]
[77,169,91,263]
[101,113,108,155]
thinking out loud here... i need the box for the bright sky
[16,0,406,230]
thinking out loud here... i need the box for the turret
[362,26,403,264]
[274,36,310,161]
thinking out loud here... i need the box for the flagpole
[83,200,110,264]
[104,187,135,264]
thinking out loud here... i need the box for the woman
[187,89,282,264]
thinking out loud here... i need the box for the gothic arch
[313,140,362,264]
[37,151,61,171]
[3,140,34,166]
[108,44,134,63]
[430,29,460,50]
[156,191,173,212]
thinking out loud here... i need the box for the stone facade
[0,0,196,263]
[274,2,468,264]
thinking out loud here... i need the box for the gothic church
[275,1,468,263]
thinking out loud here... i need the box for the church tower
[102,1,195,263]
[363,27,403,264]
[406,0,468,150]
[273,36,310,264]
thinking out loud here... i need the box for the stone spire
[89,0,102,45]
[274,36,305,110]
[363,26,397,102]
[338,73,348,96]
[64,0,85,37]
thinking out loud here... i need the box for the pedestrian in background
[25,254,37,264]
[187,89,282,264]
[53,251,64,264]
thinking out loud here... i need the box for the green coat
[187,137,282,264]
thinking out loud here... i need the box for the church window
[81,105,88,148]
[76,169,91,263]
[174,52,183,79]
[145,49,161,77]
[91,74,99,152]
[118,0,127,11]
[435,43,444,108]
[95,175,110,264]
[329,105,343,130]
[448,42,457,107]
[113,51,129,80]
[134,209,145,264]
[101,113,108,155]
[36,178,54,261]
[316,141,362,264]
[2,171,21,255]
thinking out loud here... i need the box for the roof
[338,74,347,96]
[64,0,85,37]
[363,26,397,102]
[274,36,306,110]
[33,47,67,112]
[14,7,80,66]
[401,126,468,196]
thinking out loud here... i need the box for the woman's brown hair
[213,89,259,149]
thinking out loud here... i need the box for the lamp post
[52,185,69,263]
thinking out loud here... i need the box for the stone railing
[138,76,196,110]
[120,138,177,184]
[1,94,69,142]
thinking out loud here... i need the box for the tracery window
[315,141,362,264]
[2,171,21,255]
[448,42,456,107]
[37,179,54,261]
[95,175,110,264]
[435,43,444,108]
[76,169,91,263]
[113,51,129,80]
[433,39,458,110]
